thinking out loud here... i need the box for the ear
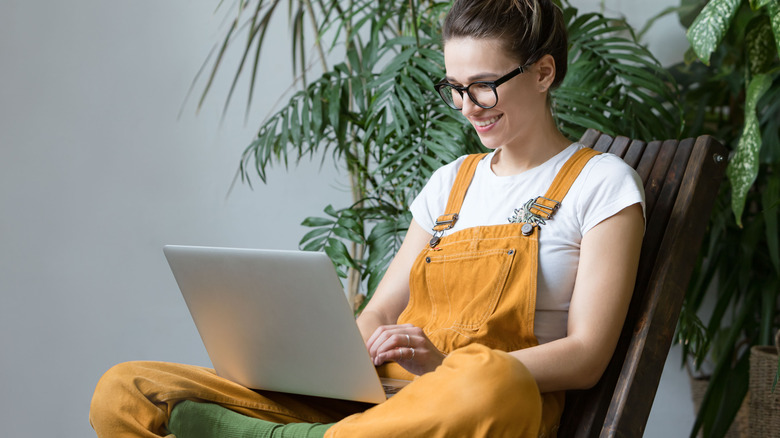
[533,54,556,93]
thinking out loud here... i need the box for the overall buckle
[528,197,561,220]
[430,214,459,248]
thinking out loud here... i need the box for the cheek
[496,100,530,123]
[499,87,547,119]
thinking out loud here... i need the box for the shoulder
[423,153,492,192]
[410,154,480,230]
[569,148,645,234]
[578,149,642,190]
[582,146,637,174]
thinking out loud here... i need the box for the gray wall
[0,1,692,436]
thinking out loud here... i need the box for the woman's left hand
[366,323,446,376]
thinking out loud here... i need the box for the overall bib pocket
[424,247,516,332]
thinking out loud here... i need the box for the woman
[90,0,645,436]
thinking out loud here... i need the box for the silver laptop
[163,245,410,404]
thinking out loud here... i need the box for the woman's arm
[356,219,431,342]
[509,203,645,393]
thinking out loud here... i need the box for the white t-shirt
[410,143,645,345]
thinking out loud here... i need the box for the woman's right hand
[366,323,446,376]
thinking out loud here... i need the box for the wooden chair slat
[643,139,681,219]
[607,136,631,158]
[635,140,662,184]
[622,140,647,169]
[579,128,603,148]
[641,138,695,270]
[594,134,615,152]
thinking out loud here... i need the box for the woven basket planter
[749,343,780,437]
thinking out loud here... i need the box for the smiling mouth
[473,115,502,127]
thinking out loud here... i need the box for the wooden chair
[557,129,729,437]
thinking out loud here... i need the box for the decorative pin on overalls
[508,196,562,236]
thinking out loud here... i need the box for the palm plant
[194,0,682,310]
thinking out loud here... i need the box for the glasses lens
[437,84,462,110]
[468,83,497,109]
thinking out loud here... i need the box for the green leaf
[678,0,709,28]
[300,236,328,252]
[686,0,742,65]
[747,15,776,75]
[288,100,302,147]
[707,351,750,437]
[750,0,774,10]
[323,204,339,217]
[311,91,323,137]
[727,73,772,226]
[327,76,341,129]
[300,216,335,227]
[760,279,779,345]
[764,174,780,275]
[324,237,358,270]
[300,226,330,243]
[769,1,780,57]
[332,225,364,244]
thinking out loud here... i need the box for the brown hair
[442,0,568,89]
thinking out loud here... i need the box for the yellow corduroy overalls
[90,148,599,438]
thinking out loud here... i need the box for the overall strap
[432,153,488,233]
[528,147,601,221]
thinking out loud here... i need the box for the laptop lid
[163,245,390,404]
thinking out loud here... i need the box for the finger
[397,347,416,362]
[367,325,414,356]
[365,326,386,354]
[367,326,396,357]
[374,347,415,365]
[371,333,399,359]
[366,324,406,348]
[366,325,399,355]
[375,332,417,358]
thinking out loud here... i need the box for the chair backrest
[557,129,728,437]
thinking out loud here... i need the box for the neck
[490,110,571,176]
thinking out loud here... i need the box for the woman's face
[442,37,549,151]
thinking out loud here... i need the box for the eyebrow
[444,72,501,84]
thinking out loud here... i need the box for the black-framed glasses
[434,65,529,110]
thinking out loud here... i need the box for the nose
[460,95,481,118]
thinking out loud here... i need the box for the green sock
[168,400,333,438]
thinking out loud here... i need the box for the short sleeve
[573,153,646,236]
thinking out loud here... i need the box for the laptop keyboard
[382,384,402,395]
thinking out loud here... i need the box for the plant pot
[749,344,780,437]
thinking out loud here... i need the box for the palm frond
[555,12,683,140]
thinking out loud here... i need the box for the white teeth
[474,115,501,127]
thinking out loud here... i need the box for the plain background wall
[0,1,693,436]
